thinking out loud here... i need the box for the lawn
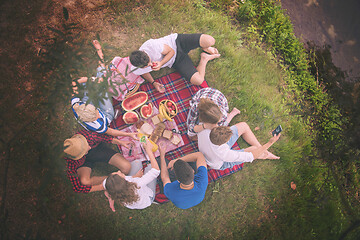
[0,0,352,239]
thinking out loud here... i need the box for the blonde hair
[73,103,97,122]
[198,98,222,124]
[210,126,233,145]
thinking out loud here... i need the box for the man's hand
[269,133,281,144]
[167,159,177,170]
[159,141,167,157]
[151,61,162,71]
[153,82,165,93]
[119,140,133,149]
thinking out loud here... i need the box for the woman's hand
[143,138,153,153]
[133,168,144,178]
[104,191,116,212]
[128,132,139,141]
[153,82,165,93]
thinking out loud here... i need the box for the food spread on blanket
[138,134,158,152]
[139,103,153,119]
[118,95,183,161]
[136,99,181,151]
[121,91,148,111]
[123,110,139,124]
[158,99,177,121]
[122,91,149,124]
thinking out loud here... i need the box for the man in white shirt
[129,33,220,92]
[197,122,281,170]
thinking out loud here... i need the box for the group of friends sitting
[63,33,281,211]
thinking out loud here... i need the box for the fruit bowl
[159,99,178,121]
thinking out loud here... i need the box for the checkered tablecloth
[111,72,244,203]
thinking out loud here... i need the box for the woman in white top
[103,140,160,210]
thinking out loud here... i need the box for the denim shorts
[219,125,245,170]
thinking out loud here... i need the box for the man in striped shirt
[71,96,137,139]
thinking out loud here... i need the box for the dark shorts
[82,142,117,169]
[173,33,202,81]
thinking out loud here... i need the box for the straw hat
[64,134,90,160]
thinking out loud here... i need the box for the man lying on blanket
[129,33,220,92]
[158,142,208,209]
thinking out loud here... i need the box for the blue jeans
[219,125,245,170]
[81,68,115,122]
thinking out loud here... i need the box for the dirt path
[281,0,360,81]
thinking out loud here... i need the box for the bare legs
[77,153,131,190]
[226,108,241,124]
[77,167,106,186]
[108,153,131,175]
[190,34,221,85]
[72,40,105,93]
[235,122,280,159]
[92,40,105,68]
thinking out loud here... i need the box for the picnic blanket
[108,57,144,101]
[111,72,244,203]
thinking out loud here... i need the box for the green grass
[1,0,352,239]
[52,1,346,239]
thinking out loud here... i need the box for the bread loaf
[149,123,166,143]
[153,122,166,136]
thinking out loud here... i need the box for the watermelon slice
[122,91,148,111]
[140,103,153,119]
[123,111,139,124]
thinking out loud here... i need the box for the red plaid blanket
[111,72,244,203]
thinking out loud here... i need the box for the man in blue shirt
[159,144,208,209]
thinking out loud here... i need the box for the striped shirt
[71,97,109,134]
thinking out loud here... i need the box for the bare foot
[257,150,280,160]
[77,77,88,83]
[226,107,240,123]
[265,151,280,159]
[203,46,219,55]
[92,40,101,50]
[92,40,104,60]
[200,52,221,62]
